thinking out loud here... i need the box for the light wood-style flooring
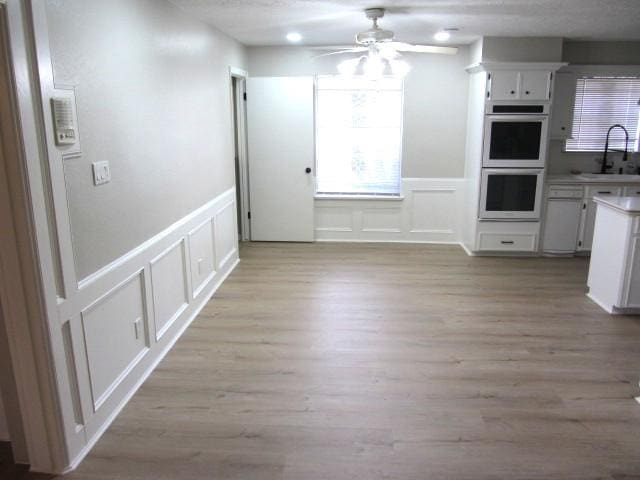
[10,242,640,479]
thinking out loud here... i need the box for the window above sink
[565,76,640,153]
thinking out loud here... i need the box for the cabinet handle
[561,127,566,131]
[597,191,612,194]
[501,240,515,245]
[510,90,515,94]
[525,90,530,95]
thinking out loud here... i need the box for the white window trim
[564,73,640,154]
[314,75,405,197]
[314,194,405,201]
[560,65,640,154]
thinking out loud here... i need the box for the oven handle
[485,114,549,121]
[482,168,544,176]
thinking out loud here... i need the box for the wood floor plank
[11,242,640,479]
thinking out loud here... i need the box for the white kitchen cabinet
[577,199,598,251]
[542,199,582,253]
[520,71,552,100]
[488,70,551,101]
[587,196,640,313]
[578,186,623,251]
[489,71,520,100]
[475,220,539,253]
[627,237,640,307]
[550,72,577,139]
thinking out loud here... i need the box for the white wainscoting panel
[150,240,189,341]
[215,201,239,270]
[315,178,464,243]
[315,206,354,232]
[81,271,149,411]
[59,187,239,470]
[188,219,217,299]
[362,207,403,233]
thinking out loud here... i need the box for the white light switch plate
[92,161,111,186]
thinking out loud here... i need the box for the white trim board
[65,256,239,474]
[314,178,465,243]
[63,188,239,473]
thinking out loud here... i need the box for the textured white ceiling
[168,0,640,46]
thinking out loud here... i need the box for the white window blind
[566,76,640,152]
[316,76,403,196]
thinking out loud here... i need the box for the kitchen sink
[577,173,640,181]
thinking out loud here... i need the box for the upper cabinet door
[520,71,552,100]
[489,71,520,101]
[550,72,577,139]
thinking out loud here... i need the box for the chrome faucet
[600,124,629,174]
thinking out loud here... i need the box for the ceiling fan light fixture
[363,54,385,81]
[286,32,302,43]
[337,57,361,77]
[390,59,411,79]
[434,31,451,42]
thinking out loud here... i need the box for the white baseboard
[64,257,239,474]
[54,188,240,473]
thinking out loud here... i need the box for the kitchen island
[587,195,640,314]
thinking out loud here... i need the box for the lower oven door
[479,169,544,220]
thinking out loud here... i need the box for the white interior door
[246,77,315,241]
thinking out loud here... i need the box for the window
[566,76,640,152]
[315,76,403,196]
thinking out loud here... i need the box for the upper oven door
[479,169,544,220]
[483,115,548,168]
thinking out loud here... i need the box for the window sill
[314,194,405,201]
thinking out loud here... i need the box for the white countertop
[547,174,640,185]
[593,195,640,214]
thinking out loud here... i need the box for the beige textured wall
[45,0,247,278]
[563,41,640,65]
[248,46,471,178]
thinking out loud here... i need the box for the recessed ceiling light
[434,31,451,42]
[286,32,302,43]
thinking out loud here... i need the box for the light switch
[92,161,111,186]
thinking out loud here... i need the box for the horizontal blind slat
[566,76,640,152]
[316,76,403,195]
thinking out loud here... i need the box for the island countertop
[593,195,640,214]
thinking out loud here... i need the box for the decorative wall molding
[314,178,465,243]
[6,1,243,473]
[62,188,240,470]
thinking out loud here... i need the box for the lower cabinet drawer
[585,185,622,198]
[478,232,537,252]
[623,186,640,196]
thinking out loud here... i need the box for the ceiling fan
[314,8,458,79]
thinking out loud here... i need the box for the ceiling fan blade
[312,47,367,58]
[388,42,458,55]
[307,45,362,51]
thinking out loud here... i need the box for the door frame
[0,1,68,472]
[229,67,250,242]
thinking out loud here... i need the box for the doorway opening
[230,68,250,242]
